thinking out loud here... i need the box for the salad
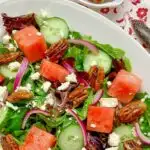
[0,11,149,150]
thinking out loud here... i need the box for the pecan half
[7,90,33,103]
[68,84,88,108]
[1,134,19,150]
[118,101,147,123]
[0,51,23,64]
[46,39,68,63]
[89,66,105,91]
[124,140,142,150]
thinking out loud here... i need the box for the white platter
[72,0,124,9]
[0,0,150,92]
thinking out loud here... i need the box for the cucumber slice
[40,17,69,44]
[0,106,11,129]
[58,124,84,150]
[114,124,135,150]
[83,50,112,74]
[0,65,17,79]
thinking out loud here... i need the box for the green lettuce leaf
[76,89,94,120]
[4,107,28,133]
[0,43,9,54]
[65,46,88,71]
[139,96,150,137]
[123,57,132,72]
[92,41,125,59]
[39,114,66,128]
[69,31,82,39]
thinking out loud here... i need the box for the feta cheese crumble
[108,132,120,147]
[6,102,18,111]
[81,147,86,150]
[15,86,30,92]
[107,81,112,87]
[42,81,51,93]
[12,30,17,35]
[0,86,8,102]
[57,82,70,91]
[2,34,11,44]
[36,32,42,36]
[7,43,17,52]
[90,123,96,128]
[65,73,77,83]
[100,98,118,108]
[40,93,55,110]
[26,83,32,91]
[30,72,40,80]
[8,61,20,71]
[35,64,40,70]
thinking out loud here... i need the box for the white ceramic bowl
[71,0,124,8]
[0,0,150,92]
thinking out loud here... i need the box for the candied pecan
[114,106,121,126]
[124,140,142,150]
[46,39,68,63]
[68,84,88,108]
[7,90,33,103]
[118,101,147,123]
[1,134,19,150]
[0,51,23,64]
[89,66,105,91]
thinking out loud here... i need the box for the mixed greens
[0,11,149,150]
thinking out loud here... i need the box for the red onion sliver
[22,109,50,129]
[62,61,76,73]
[66,109,87,146]
[68,39,98,55]
[77,77,89,87]
[92,89,104,105]
[135,123,150,145]
[14,57,29,90]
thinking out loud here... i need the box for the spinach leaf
[0,43,9,54]
[69,31,82,39]
[76,90,94,120]
[139,96,150,136]
[7,79,14,93]
[39,114,66,128]
[4,107,28,133]
[13,130,28,145]
[123,57,132,72]
[135,92,147,99]
[65,46,88,71]
[102,78,111,98]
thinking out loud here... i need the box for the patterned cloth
[72,0,150,49]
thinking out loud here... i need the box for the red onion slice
[135,123,150,145]
[68,39,98,55]
[22,109,50,129]
[66,109,87,146]
[92,89,103,105]
[62,61,76,73]
[14,57,29,90]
